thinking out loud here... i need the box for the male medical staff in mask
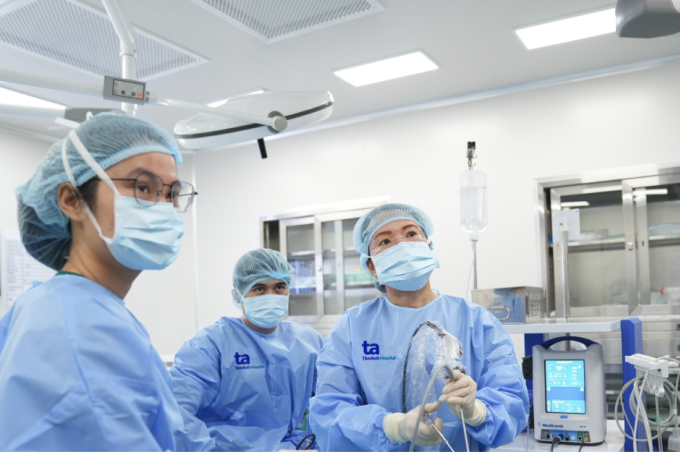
[310,203,529,452]
[0,114,204,451]
[170,249,324,451]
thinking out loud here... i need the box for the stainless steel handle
[488,306,511,321]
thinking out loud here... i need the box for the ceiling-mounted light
[0,86,64,109]
[561,201,590,208]
[516,9,616,50]
[334,52,438,87]
[207,89,266,108]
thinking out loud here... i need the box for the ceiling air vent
[192,0,384,43]
[0,0,207,80]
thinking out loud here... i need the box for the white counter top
[503,319,621,334]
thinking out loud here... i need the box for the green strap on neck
[56,271,86,279]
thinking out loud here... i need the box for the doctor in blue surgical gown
[170,248,324,451]
[309,203,530,452]
[0,114,205,451]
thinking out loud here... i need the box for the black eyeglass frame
[93,172,198,213]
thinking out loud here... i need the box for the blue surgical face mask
[371,241,440,292]
[243,294,289,329]
[63,130,184,271]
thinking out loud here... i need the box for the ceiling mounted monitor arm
[101,0,138,116]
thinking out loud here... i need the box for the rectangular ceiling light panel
[516,9,616,50]
[0,0,207,79]
[191,0,383,43]
[335,52,438,87]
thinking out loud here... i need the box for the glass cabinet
[537,164,680,367]
[262,200,386,335]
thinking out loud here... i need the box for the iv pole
[467,142,479,290]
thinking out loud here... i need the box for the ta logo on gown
[362,341,380,355]
[361,341,395,362]
[234,352,250,365]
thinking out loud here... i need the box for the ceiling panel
[1,0,680,145]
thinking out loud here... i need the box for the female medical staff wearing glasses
[309,203,530,452]
[0,114,205,451]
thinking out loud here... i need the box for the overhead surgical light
[0,0,334,156]
[334,52,438,87]
[616,0,680,38]
[175,91,333,150]
[207,90,266,108]
[516,9,616,50]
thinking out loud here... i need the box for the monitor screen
[545,359,585,414]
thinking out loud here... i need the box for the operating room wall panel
[0,129,51,316]
[194,61,680,360]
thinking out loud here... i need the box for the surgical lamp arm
[0,68,101,97]
[101,0,137,115]
[0,68,288,131]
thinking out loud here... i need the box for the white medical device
[533,336,606,445]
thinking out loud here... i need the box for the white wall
[0,130,50,315]
[0,130,198,356]
[193,61,680,359]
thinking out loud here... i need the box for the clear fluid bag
[459,169,488,238]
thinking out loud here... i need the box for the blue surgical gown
[309,294,529,452]
[170,317,325,451]
[0,274,205,451]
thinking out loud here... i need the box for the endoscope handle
[539,336,596,349]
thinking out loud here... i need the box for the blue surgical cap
[231,248,295,308]
[16,113,182,270]
[353,203,435,292]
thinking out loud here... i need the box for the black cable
[577,436,585,452]
[550,436,560,452]
[295,433,316,450]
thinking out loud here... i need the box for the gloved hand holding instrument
[398,321,474,452]
[383,402,444,446]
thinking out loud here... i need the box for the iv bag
[460,169,488,239]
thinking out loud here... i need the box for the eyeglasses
[102,171,198,213]
[369,229,428,256]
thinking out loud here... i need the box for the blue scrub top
[0,275,205,451]
[170,317,325,452]
[309,294,530,452]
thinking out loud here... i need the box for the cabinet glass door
[550,183,628,315]
[625,175,680,309]
[319,213,378,315]
[280,219,317,316]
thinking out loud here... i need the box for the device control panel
[103,76,147,105]
[540,429,591,443]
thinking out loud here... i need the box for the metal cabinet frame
[535,162,680,319]
[260,197,389,334]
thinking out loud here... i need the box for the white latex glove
[439,370,487,426]
[383,402,443,446]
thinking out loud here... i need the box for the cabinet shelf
[549,234,680,253]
